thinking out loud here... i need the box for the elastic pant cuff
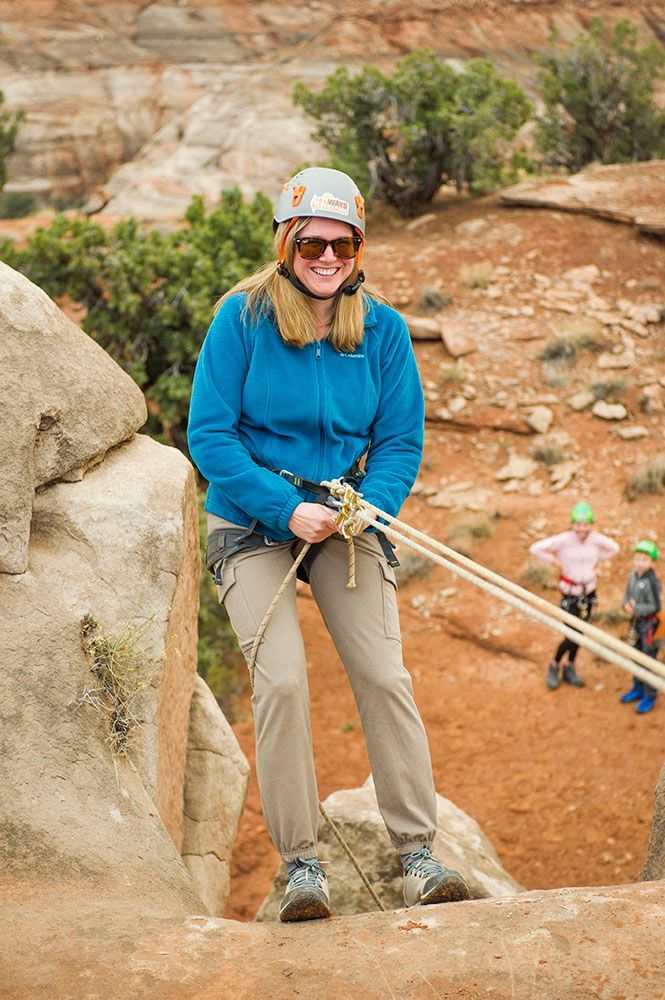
[394,839,433,856]
[281,847,318,863]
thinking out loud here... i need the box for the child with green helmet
[619,540,661,714]
[529,502,619,690]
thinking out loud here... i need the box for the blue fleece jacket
[187,292,424,540]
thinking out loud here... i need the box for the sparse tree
[535,18,665,172]
[294,49,531,216]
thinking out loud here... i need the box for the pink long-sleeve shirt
[529,530,620,595]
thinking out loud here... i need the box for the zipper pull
[316,342,321,359]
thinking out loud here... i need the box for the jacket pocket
[379,560,401,641]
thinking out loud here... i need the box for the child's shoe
[546,662,560,690]
[636,695,656,715]
[562,661,585,687]
[619,682,642,704]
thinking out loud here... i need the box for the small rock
[448,395,467,414]
[441,319,477,358]
[454,218,490,238]
[596,351,635,370]
[403,314,442,340]
[550,460,579,492]
[525,406,554,434]
[527,480,544,496]
[622,302,663,325]
[567,390,595,412]
[619,318,649,337]
[502,479,522,493]
[405,212,437,232]
[640,384,663,413]
[496,455,539,481]
[592,401,628,421]
[616,426,649,440]
[562,264,600,284]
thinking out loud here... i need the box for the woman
[188,167,470,921]
[530,502,619,691]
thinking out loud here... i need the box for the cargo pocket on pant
[379,560,401,641]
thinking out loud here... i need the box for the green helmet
[273,167,366,235]
[635,539,659,561]
[571,502,594,524]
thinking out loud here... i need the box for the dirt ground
[223,191,665,921]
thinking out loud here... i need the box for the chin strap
[276,262,365,300]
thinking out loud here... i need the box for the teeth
[312,267,337,276]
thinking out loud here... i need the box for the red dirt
[223,192,665,921]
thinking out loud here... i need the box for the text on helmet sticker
[310,192,350,217]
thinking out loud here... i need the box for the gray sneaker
[546,662,560,690]
[278,859,330,923]
[402,846,471,907]
[562,662,585,687]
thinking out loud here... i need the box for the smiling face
[572,522,592,540]
[291,218,357,298]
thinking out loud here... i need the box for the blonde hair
[215,219,388,353]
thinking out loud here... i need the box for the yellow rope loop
[327,480,368,589]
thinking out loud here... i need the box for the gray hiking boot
[278,859,330,923]
[402,846,471,907]
[562,661,585,688]
[546,662,560,690]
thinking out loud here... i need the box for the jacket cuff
[276,493,303,534]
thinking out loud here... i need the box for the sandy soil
[223,192,665,920]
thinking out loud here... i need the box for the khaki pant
[208,513,437,862]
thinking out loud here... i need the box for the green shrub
[447,513,494,554]
[1,189,274,450]
[539,329,608,365]
[535,17,665,171]
[590,379,627,402]
[0,90,24,192]
[0,190,36,218]
[626,453,665,500]
[294,49,531,215]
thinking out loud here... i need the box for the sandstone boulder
[182,676,250,916]
[525,405,553,434]
[0,432,201,907]
[255,778,523,921]
[0,262,147,574]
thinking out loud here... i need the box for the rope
[244,535,386,912]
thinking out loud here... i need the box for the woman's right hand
[288,502,339,543]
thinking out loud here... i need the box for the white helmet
[273,167,366,235]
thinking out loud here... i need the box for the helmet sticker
[310,192,350,216]
[355,194,365,219]
[291,184,305,207]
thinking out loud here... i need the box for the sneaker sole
[419,874,472,906]
[279,892,331,923]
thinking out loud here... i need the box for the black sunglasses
[294,236,363,260]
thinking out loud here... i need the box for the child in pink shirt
[529,502,619,690]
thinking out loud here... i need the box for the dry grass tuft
[531,442,565,465]
[520,560,558,590]
[78,614,154,754]
[626,453,665,501]
[590,379,627,402]
[447,513,494,554]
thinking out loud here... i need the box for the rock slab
[0,262,147,573]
